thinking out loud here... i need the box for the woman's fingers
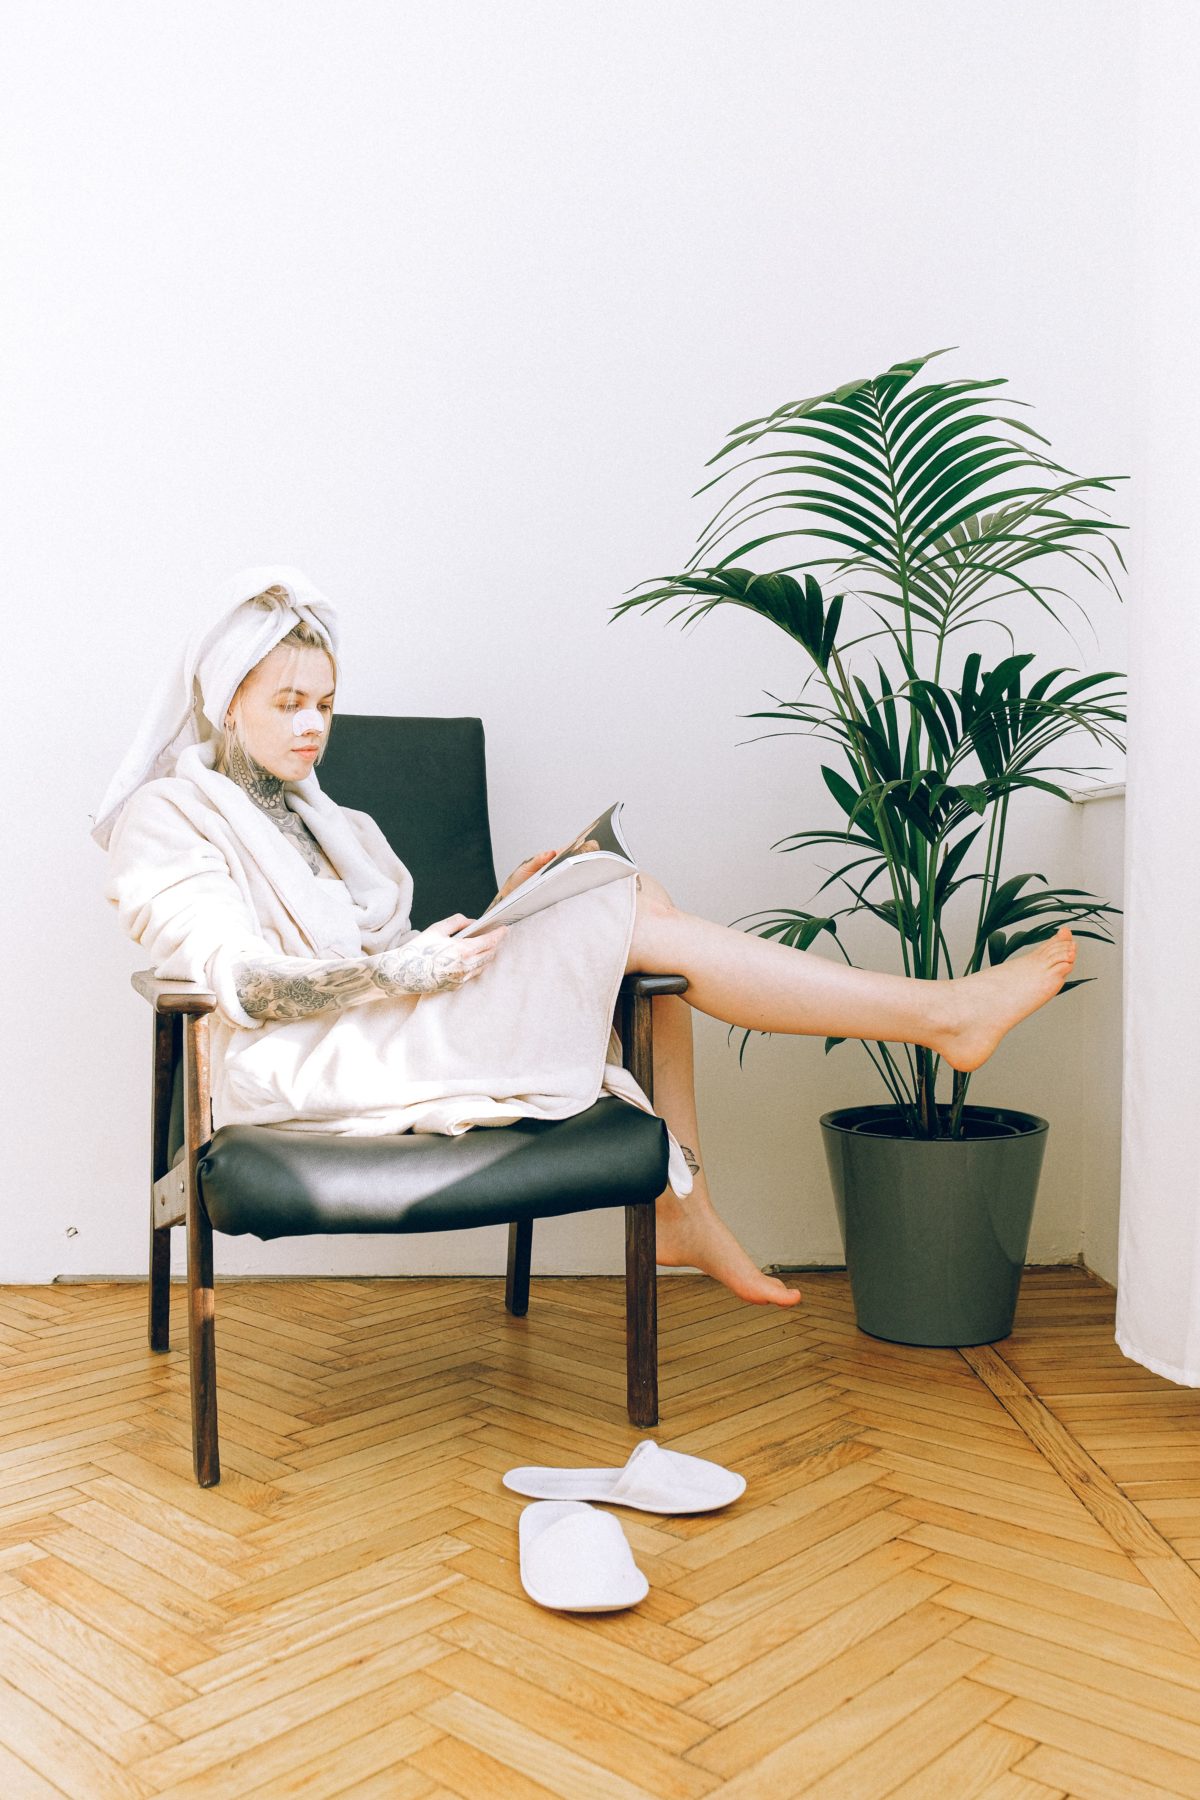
[466,925,507,957]
[428,912,472,936]
[498,851,555,901]
[458,926,506,979]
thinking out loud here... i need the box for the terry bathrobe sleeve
[105,782,304,1031]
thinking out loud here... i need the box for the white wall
[4,0,1131,1283]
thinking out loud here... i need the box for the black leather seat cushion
[199,1097,667,1240]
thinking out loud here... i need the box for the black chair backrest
[316,715,499,930]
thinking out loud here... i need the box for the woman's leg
[649,989,803,1307]
[627,879,1075,1071]
[627,870,1074,1310]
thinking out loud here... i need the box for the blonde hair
[218,586,338,771]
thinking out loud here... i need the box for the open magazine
[456,803,637,938]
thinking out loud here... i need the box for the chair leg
[183,1015,220,1488]
[619,985,661,1426]
[187,1194,220,1488]
[148,1013,177,1353]
[149,1225,172,1353]
[625,1201,659,1427]
[505,1218,532,1316]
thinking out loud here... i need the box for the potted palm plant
[618,348,1126,1346]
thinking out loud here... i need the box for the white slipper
[518,1501,649,1612]
[504,1439,746,1515]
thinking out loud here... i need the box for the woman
[95,568,1076,1310]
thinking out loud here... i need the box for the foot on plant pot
[935,926,1077,1074]
[654,1176,803,1309]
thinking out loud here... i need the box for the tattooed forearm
[234,931,493,1022]
[680,1144,701,1177]
[234,954,382,1021]
[373,936,478,997]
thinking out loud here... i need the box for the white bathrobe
[107,740,691,1194]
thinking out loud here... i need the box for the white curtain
[1115,2,1200,1383]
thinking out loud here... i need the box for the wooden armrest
[132,970,217,1015]
[619,972,688,998]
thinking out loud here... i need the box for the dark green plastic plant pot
[820,1104,1048,1347]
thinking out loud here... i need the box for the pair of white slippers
[503,1438,746,1612]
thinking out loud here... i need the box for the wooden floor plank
[672,1538,929,1684]
[973,1775,1066,1800]
[417,1691,661,1800]
[11,1552,216,1671]
[886,1721,1037,1800]
[0,1582,195,1715]
[694,1635,986,1796]
[933,1576,1200,1660]
[433,1613,711,1755]
[437,1577,706,1705]
[951,1613,1200,1714]
[156,1702,444,1800]
[885,1491,1139,1577]
[0,1739,70,1800]
[0,1671,156,1800]
[133,1639,450,1793]
[912,1551,1185,1642]
[993,1699,1200,1798]
[971,1654,1200,1765]
[902,1520,1160,1610]
[795,1675,1005,1798]
[1013,1742,1189,1800]
[685,1603,968,1778]
[407,1732,563,1800]
[681,1566,948,1726]
[420,1650,719,1799]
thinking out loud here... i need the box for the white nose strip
[292,708,326,737]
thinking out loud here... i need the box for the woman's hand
[497,849,556,902]
[497,838,601,903]
[375,916,507,995]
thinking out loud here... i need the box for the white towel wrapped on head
[90,564,338,850]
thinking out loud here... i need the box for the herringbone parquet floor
[1,1267,1199,1799]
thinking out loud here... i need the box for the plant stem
[949,1067,970,1137]
[826,646,916,979]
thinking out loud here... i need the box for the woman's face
[226,642,336,781]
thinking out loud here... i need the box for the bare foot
[655,1189,803,1308]
[936,926,1077,1073]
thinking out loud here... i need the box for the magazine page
[456,803,637,937]
[532,803,634,874]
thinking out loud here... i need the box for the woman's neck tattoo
[220,740,328,875]
[223,740,287,813]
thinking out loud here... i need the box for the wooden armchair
[136,715,687,1486]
